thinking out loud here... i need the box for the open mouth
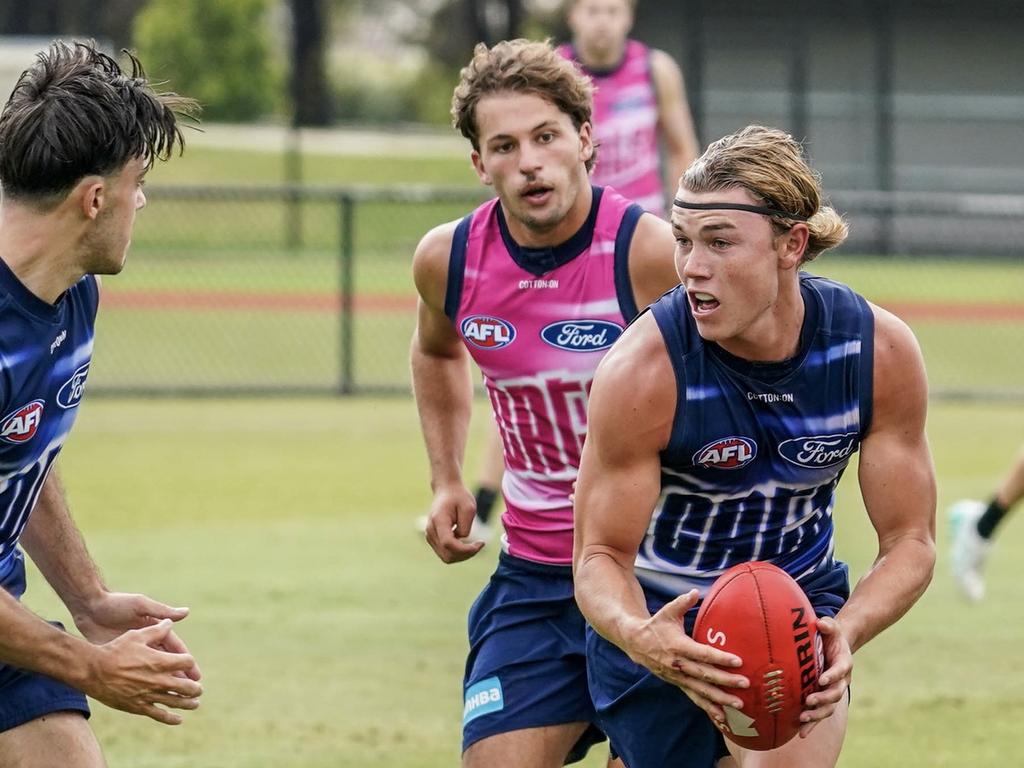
[521,184,553,203]
[690,291,720,315]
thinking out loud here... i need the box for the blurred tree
[134,0,278,122]
[290,0,331,126]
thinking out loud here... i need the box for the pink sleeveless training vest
[559,40,665,217]
[447,186,644,564]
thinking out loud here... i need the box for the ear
[470,149,492,187]
[777,223,809,269]
[74,176,106,221]
[579,121,594,166]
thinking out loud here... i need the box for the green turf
[18,397,1024,767]
[148,146,476,186]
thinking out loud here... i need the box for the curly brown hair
[452,39,596,171]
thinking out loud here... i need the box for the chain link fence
[88,185,1024,400]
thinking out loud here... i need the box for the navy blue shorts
[0,550,90,732]
[462,551,604,763]
[586,563,850,768]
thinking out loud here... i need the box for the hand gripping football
[693,562,822,751]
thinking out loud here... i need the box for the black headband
[672,199,810,222]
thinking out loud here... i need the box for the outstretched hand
[83,618,203,725]
[74,591,201,681]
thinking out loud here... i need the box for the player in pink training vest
[411,39,680,768]
[560,0,700,218]
[453,0,703,546]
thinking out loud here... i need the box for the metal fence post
[338,193,355,395]
[873,0,895,256]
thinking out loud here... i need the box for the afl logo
[461,315,516,349]
[778,433,858,469]
[57,363,90,409]
[693,436,757,469]
[1,400,44,444]
[541,320,622,352]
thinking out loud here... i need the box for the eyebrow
[672,221,740,235]
[487,120,559,142]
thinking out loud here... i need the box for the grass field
[11,138,1024,766]
[19,397,1024,767]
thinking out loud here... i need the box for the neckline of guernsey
[496,185,604,278]
[0,255,64,323]
[706,278,820,384]
[569,42,631,78]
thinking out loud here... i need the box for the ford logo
[540,320,622,352]
[778,433,858,469]
[57,363,90,409]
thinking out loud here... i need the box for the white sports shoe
[948,499,993,602]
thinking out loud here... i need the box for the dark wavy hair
[0,40,199,207]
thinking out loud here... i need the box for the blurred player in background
[411,38,680,768]
[949,446,1024,601]
[448,0,705,545]
[560,0,700,218]
[0,41,201,766]
[573,125,937,767]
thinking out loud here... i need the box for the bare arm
[0,574,96,686]
[410,221,481,563]
[20,468,106,617]
[9,467,203,723]
[573,315,746,724]
[800,305,936,733]
[651,49,700,196]
[627,212,681,311]
[839,306,936,650]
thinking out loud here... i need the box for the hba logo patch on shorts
[461,316,516,349]
[1,400,44,444]
[463,676,504,725]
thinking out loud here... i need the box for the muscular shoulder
[590,311,676,452]
[412,219,460,313]
[628,212,680,310]
[868,302,928,430]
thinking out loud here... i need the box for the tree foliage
[133,0,278,122]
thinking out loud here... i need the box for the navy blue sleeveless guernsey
[0,259,98,575]
[636,273,874,597]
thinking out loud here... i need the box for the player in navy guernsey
[574,126,936,768]
[0,42,201,764]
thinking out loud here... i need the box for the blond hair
[451,39,596,171]
[681,125,848,262]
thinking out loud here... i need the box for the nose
[136,187,147,211]
[518,143,542,176]
[680,244,712,281]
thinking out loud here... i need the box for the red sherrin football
[693,562,822,751]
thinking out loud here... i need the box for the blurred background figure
[949,447,1024,601]
[560,0,700,217]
